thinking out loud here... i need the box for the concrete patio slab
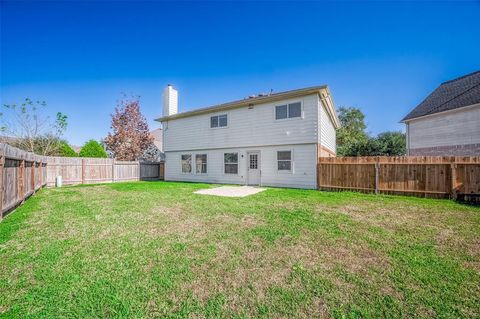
[194,186,267,197]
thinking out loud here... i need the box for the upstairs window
[277,151,292,171]
[275,102,302,120]
[224,153,238,174]
[181,154,192,173]
[196,154,207,174]
[211,114,228,128]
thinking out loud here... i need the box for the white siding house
[156,85,340,189]
[402,71,480,156]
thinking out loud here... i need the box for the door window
[249,154,258,169]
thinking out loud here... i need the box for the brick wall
[409,143,480,156]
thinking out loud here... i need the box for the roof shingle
[402,70,480,121]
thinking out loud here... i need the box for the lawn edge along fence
[0,143,164,219]
[318,156,480,200]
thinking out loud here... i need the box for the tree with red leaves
[104,96,153,161]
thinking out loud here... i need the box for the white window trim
[223,152,239,175]
[276,149,294,174]
[210,113,229,129]
[195,153,208,175]
[274,101,304,122]
[181,153,193,174]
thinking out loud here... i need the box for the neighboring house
[155,84,340,189]
[401,71,480,156]
[0,136,20,146]
[145,127,165,161]
[150,128,163,152]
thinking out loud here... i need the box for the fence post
[112,159,115,183]
[451,163,457,200]
[138,161,141,181]
[39,159,42,187]
[19,159,25,202]
[374,161,379,195]
[31,161,36,194]
[81,159,86,184]
[0,149,4,218]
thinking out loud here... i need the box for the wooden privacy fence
[0,143,165,218]
[318,156,480,199]
[45,158,164,187]
[0,144,48,218]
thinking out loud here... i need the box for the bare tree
[1,98,68,155]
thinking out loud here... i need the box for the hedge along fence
[0,143,164,218]
[318,156,480,200]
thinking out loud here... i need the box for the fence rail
[0,143,164,219]
[318,156,480,199]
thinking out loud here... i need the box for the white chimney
[163,84,178,116]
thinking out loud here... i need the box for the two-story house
[402,70,480,156]
[156,85,340,189]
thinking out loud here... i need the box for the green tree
[336,107,370,156]
[79,140,107,158]
[58,141,77,157]
[344,137,379,156]
[375,131,406,156]
[336,107,406,156]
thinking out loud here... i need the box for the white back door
[247,151,261,185]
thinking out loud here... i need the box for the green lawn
[0,182,479,318]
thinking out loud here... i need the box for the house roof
[402,70,480,122]
[0,136,21,145]
[155,85,341,128]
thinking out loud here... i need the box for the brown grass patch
[183,230,394,315]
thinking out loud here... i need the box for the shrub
[375,131,406,156]
[79,140,108,158]
[58,141,77,157]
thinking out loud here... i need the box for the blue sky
[1,1,479,146]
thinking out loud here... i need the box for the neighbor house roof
[155,85,341,128]
[402,70,480,122]
[0,136,21,145]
